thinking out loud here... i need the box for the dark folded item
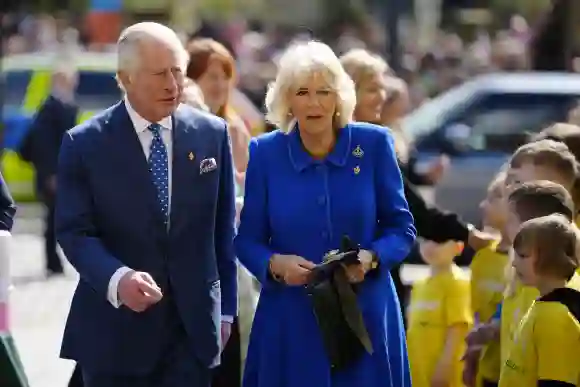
[306,236,373,372]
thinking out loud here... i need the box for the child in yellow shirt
[463,153,577,387]
[499,214,580,387]
[407,239,471,387]
[466,173,510,387]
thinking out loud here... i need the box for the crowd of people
[6,11,580,387]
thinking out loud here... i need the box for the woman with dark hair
[186,38,251,188]
[186,37,252,387]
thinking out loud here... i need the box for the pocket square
[200,158,217,174]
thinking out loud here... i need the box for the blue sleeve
[234,138,275,285]
[215,123,238,317]
[55,132,124,297]
[370,129,417,268]
[492,302,502,320]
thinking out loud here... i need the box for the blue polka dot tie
[147,123,169,225]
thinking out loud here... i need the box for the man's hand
[467,225,495,251]
[343,249,374,283]
[221,321,232,351]
[269,254,316,286]
[118,271,163,312]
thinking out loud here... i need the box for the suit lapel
[170,106,202,234]
[107,102,166,227]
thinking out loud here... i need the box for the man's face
[121,39,184,121]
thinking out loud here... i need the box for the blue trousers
[82,332,211,387]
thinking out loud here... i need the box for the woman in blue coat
[234,40,416,387]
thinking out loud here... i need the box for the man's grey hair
[116,22,189,81]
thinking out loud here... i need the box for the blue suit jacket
[235,122,416,387]
[56,101,237,374]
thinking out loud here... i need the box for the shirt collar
[287,123,352,172]
[124,97,172,133]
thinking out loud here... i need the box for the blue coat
[55,102,238,375]
[235,122,416,387]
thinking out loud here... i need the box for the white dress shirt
[106,99,233,323]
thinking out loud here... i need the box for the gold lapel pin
[353,166,361,175]
[352,145,364,158]
[188,152,195,161]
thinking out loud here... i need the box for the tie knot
[148,123,162,136]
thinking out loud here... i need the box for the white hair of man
[116,22,189,89]
[265,40,356,133]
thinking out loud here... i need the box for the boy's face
[420,240,463,267]
[480,183,506,229]
[512,243,538,287]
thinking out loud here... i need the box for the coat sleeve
[403,175,470,243]
[370,130,417,268]
[234,138,275,285]
[55,132,124,297]
[214,123,238,318]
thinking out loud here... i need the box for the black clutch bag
[305,236,373,372]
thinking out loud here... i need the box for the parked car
[404,72,580,225]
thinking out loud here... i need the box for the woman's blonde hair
[382,76,410,163]
[265,40,356,133]
[339,48,390,89]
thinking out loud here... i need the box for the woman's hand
[425,154,450,184]
[269,254,316,286]
[343,250,374,283]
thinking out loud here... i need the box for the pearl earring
[335,111,341,117]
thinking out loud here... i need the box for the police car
[2,51,120,201]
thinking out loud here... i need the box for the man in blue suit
[55,22,238,387]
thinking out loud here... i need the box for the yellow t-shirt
[499,287,580,387]
[470,241,509,383]
[500,280,539,365]
[407,265,472,387]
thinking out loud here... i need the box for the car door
[429,92,577,225]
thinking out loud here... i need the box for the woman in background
[340,49,493,312]
[186,38,251,188]
[186,38,252,387]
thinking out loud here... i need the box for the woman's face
[196,59,230,113]
[288,71,337,136]
[354,72,386,123]
[381,88,410,127]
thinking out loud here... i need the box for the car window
[2,70,32,109]
[463,93,575,152]
[76,71,121,111]
[401,80,478,139]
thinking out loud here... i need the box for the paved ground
[9,204,77,387]
[7,203,460,387]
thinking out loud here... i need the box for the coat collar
[288,124,352,172]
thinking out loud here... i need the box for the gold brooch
[352,145,364,158]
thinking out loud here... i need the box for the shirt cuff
[107,266,133,308]
[221,315,234,323]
